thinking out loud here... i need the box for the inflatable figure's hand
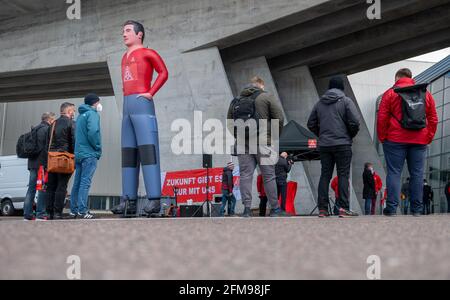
[138,93,154,101]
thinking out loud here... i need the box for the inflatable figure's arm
[147,49,168,97]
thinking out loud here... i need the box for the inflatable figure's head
[123,20,145,47]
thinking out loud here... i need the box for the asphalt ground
[0,214,449,280]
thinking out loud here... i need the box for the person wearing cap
[220,162,236,216]
[69,93,103,219]
[307,76,360,218]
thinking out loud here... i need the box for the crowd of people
[19,67,447,219]
[221,68,444,217]
[22,94,102,221]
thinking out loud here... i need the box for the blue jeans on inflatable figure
[122,94,161,202]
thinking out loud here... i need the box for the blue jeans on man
[383,141,427,215]
[364,198,373,215]
[23,168,47,219]
[220,189,236,216]
[70,157,98,215]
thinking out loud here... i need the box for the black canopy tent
[279,120,321,161]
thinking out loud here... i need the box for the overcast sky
[410,47,450,63]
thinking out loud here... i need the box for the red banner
[161,168,227,203]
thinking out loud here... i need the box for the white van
[0,156,29,216]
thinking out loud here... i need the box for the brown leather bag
[47,122,75,174]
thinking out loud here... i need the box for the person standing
[422,179,433,215]
[275,152,292,211]
[307,76,360,218]
[220,162,236,217]
[23,112,56,221]
[377,68,438,217]
[373,171,383,215]
[69,94,103,219]
[401,178,410,215]
[228,76,286,218]
[363,163,376,215]
[45,102,76,220]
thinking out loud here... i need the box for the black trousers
[259,196,268,216]
[318,145,352,211]
[423,201,431,215]
[277,182,287,211]
[46,172,72,215]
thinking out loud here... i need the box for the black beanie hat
[328,77,345,91]
[84,93,100,106]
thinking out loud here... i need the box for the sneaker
[318,210,330,218]
[383,209,397,217]
[242,207,252,218]
[270,208,289,217]
[144,200,161,216]
[339,208,359,218]
[78,212,95,219]
[53,213,64,220]
[23,216,35,221]
[36,216,49,221]
[412,213,422,217]
[68,212,78,219]
[111,202,126,215]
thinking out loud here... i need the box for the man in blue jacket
[70,93,102,219]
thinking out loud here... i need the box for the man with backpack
[227,76,286,218]
[20,112,56,221]
[377,68,438,217]
[308,76,360,218]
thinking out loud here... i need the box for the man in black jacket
[275,152,292,211]
[23,112,56,221]
[45,102,76,219]
[307,76,360,218]
[363,162,376,215]
[422,179,433,215]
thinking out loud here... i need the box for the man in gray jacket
[307,77,360,218]
[228,76,286,217]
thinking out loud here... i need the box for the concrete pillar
[272,66,322,214]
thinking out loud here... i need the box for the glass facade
[426,71,450,213]
[375,71,450,213]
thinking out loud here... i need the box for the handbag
[47,122,75,174]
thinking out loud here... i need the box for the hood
[320,88,345,105]
[78,104,96,114]
[240,85,262,97]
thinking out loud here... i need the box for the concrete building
[1,0,450,214]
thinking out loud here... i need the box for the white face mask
[96,103,103,113]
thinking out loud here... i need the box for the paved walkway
[0,215,449,279]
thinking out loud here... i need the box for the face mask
[96,103,103,113]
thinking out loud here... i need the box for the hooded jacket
[377,77,438,145]
[307,89,360,147]
[74,104,102,162]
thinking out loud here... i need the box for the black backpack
[393,83,428,130]
[16,124,44,159]
[230,89,264,121]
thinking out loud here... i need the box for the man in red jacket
[377,68,438,217]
